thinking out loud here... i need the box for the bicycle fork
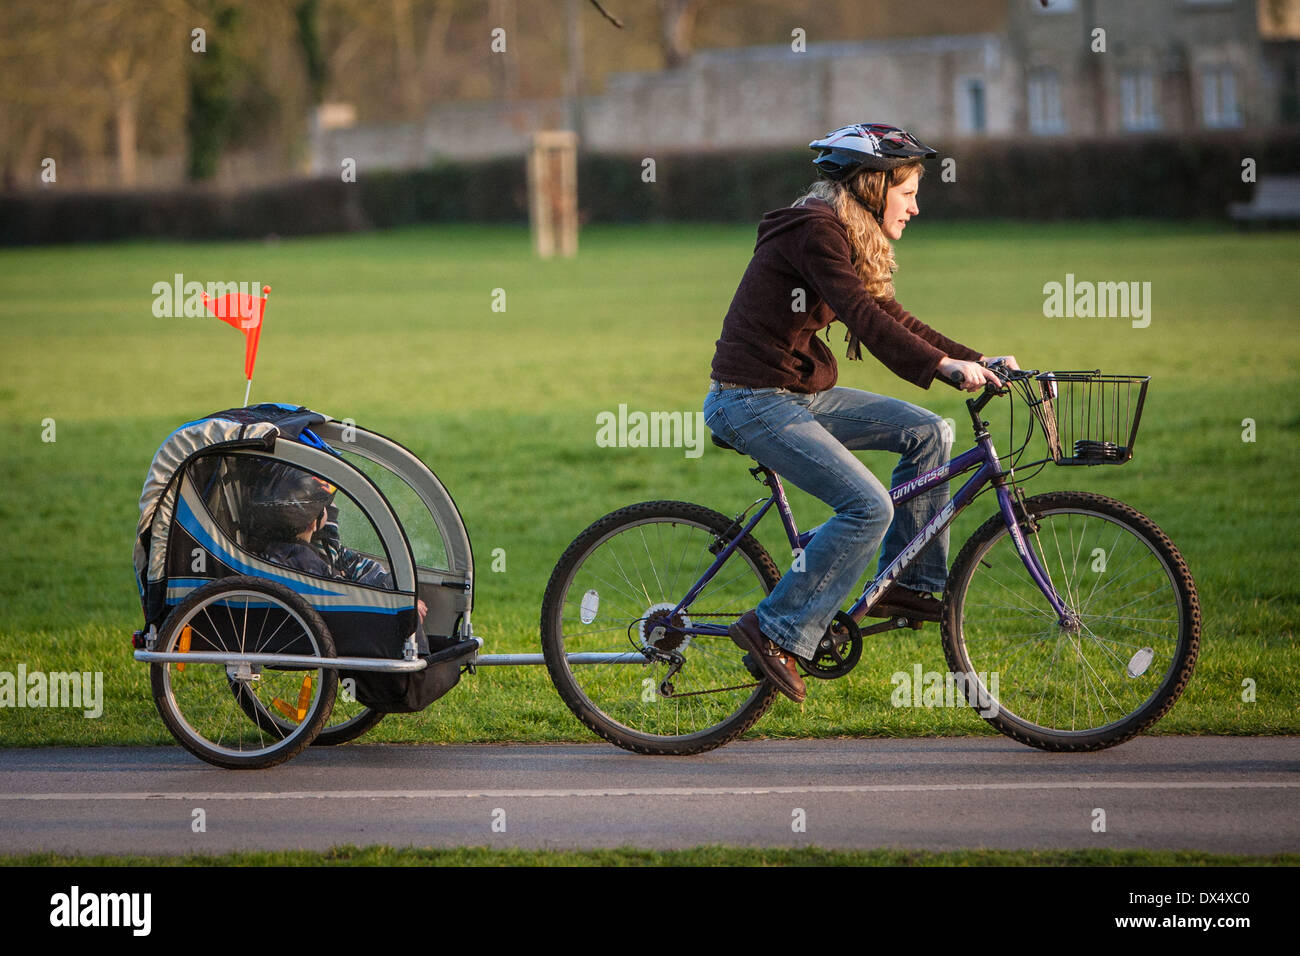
[995,482,1078,630]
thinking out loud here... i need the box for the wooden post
[528,130,579,258]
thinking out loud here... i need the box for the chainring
[800,611,862,679]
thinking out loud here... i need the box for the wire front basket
[1028,371,1150,465]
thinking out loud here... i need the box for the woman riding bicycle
[703,122,1017,703]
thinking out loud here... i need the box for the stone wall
[317,35,1015,169]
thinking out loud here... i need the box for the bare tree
[0,0,189,187]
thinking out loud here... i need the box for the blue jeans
[702,382,951,659]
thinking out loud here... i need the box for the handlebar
[945,359,1030,391]
[947,361,1043,417]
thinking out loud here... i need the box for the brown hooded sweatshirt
[710,198,982,393]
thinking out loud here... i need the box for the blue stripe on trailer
[164,592,403,616]
[170,499,408,615]
[162,590,400,616]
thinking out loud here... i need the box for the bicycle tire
[941,492,1199,751]
[541,501,782,755]
[313,694,386,745]
[150,576,338,769]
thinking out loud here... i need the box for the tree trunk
[392,0,419,116]
[104,49,140,188]
[114,94,138,187]
[660,0,701,70]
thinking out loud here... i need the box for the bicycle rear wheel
[942,492,1199,751]
[541,501,782,755]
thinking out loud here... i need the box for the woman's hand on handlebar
[939,357,1003,392]
[980,355,1020,374]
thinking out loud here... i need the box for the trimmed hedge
[2,131,1297,245]
[601,131,1300,222]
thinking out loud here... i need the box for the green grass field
[1,221,1297,749]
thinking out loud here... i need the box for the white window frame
[1202,65,1242,128]
[955,75,988,135]
[1120,70,1161,131]
[1027,68,1066,134]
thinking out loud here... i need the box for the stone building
[315,0,1296,170]
[1007,0,1275,136]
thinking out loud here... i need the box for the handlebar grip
[949,363,1014,390]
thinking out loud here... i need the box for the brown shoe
[869,584,943,622]
[728,611,806,703]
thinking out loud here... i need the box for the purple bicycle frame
[667,428,1073,638]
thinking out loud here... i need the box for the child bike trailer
[131,403,478,768]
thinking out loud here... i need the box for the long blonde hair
[793,161,924,301]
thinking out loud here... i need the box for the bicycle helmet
[810,123,937,180]
[246,463,336,540]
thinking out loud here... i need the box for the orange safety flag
[201,285,271,403]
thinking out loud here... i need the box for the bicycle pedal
[740,651,764,681]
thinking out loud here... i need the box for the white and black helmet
[247,463,337,540]
[810,123,937,180]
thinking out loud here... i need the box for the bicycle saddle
[710,434,743,454]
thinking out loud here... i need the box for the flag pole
[243,285,270,407]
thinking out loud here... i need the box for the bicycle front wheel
[541,501,782,755]
[942,492,1199,751]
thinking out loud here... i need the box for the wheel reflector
[1126,647,1154,678]
[580,589,599,624]
[176,625,192,672]
[295,675,313,719]
[272,676,314,723]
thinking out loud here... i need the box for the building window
[957,77,987,134]
[1202,66,1241,127]
[1120,70,1161,131]
[1028,68,1066,134]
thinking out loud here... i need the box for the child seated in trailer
[247,463,427,620]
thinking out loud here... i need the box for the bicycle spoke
[1071,530,1144,621]
[639,525,666,599]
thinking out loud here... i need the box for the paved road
[1,737,1297,856]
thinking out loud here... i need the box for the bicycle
[540,366,1200,755]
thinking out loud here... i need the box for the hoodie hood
[754,197,841,250]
